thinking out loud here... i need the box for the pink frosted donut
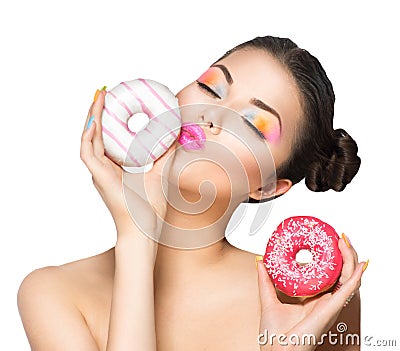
[263,216,343,297]
[101,78,181,167]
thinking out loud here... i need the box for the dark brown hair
[218,36,361,197]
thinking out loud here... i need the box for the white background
[1,0,399,348]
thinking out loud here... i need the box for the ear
[248,179,293,202]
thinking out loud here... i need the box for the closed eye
[196,81,221,99]
[242,116,266,140]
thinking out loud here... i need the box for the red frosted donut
[263,216,343,297]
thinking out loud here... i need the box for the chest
[82,278,262,351]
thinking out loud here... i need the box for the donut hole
[128,112,150,133]
[295,249,313,266]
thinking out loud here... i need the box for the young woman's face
[170,48,302,204]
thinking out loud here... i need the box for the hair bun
[305,128,361,192]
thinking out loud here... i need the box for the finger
[330,261,365,310]
[256,258,279,309]
[338,237,356,282]
[90,90,106,158]
[83,107,94,133]
[83,95,98,133]
[292,263,365,338]
[342,233,359,263]
[143,143,177,197]
[151,142,177,175]
[80,121,104,176]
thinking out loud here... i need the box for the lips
[177,122,206,150]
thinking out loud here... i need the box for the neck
[153,194,243,282]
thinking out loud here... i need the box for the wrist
[115,224,158,254]
[112,209,161,236]
[113,212,135,232]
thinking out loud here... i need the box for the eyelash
[241,116,266,140]
[196,81,267,141]
[196,81,221,99]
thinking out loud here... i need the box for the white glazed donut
[101,78,181,167]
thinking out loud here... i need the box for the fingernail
[86,115,95,130]
[93,89,100,102]
[255,255,263,269]
[101,85,107,91]
[362,259,369,272]
[342,233,351,248]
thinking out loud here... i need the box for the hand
[80,89,176,235]
[81,90,130,226]
[257,237,367,351]
[121,140,176,237]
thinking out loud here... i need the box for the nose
[199,105,223,135]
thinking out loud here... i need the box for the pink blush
[264,125,281,143]
[246,111,281,143]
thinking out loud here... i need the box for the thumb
[256,256,279,309]
[150,142,177,176]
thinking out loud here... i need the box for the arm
[105,226,158,350]
[18,89,174,350]
[81,90,174,350]
[18,210,160,351]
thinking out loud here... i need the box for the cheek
[267,122,297,173]
[220,132,269,192]
[234,148,263,191]
[229,137,279,192]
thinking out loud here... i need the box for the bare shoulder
[58,247,115,285]
[17,248,115,350]
[18,247,115,300]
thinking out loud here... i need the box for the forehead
[217,48,301,120]
[216,48,303,163]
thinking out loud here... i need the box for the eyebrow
[211,64,233,85]
[211,64,282,131]
[250,98,282,131]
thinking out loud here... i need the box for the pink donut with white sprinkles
[264,216,343,297]
[101,79,181,167]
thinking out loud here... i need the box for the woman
[17,36,366,350]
